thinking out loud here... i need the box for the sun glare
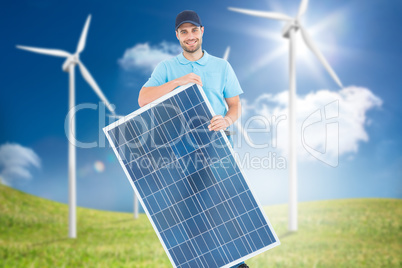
[235,2,346,86]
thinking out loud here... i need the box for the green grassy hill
[1,184,401,267]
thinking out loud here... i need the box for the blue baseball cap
[175,10,202,31]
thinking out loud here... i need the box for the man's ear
[176,30,179,40]
[201,26,204,36]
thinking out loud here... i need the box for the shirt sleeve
[142,61,168,88]
[223,62,243,98]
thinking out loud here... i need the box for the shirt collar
[177,50,209,66]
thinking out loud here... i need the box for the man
[138,10,248,268]
[138,10,242,140]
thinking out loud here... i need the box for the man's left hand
[208,115,231,131]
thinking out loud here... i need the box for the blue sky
[1,0,401,212]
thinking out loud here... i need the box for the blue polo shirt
[143,50,243,117]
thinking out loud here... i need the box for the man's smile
[185,39,197,46]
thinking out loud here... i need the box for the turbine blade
[77,61,116,114]
[16,45,70,58]
[108,114,124,119]
[76,15,91,54]
[223,46,231,61]
[299,25,343,88]
[297,0,309,18]
[228,7,293,21]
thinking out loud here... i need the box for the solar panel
[104,83,280,268]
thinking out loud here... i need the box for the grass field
[1,184,401,267]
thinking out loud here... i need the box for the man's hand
[208,115,232,132]
[138,73,203,107]
[174,73,203,87]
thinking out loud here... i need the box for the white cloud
[239,86,382,163]
[0,143,40,185]
[118,41,182,72]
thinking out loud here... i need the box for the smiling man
[138,10,243,144]
[138,10,247,268]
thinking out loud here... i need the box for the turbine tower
[229,0,343,231]
[17,15,116,238]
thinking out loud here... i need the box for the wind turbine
[17,15,116,238]
[229,0,343,231]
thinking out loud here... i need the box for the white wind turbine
[17,15,116,238]
[229,0,343,231]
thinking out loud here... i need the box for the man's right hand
[174,73,203,87]
[139,73,202,107]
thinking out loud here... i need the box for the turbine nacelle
[62,54,79,72]
[282,20,299,38]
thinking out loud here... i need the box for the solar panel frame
[104,83,280,268]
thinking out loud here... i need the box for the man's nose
[187,32,195,39]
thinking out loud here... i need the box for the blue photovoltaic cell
[104,84,279,268]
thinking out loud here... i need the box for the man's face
[176,23,204,54]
